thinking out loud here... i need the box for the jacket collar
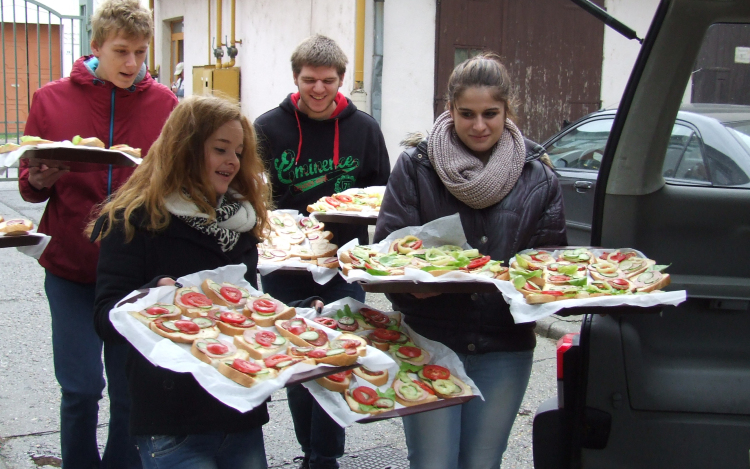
[72,55,151,92]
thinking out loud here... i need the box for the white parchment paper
[309,186,385,218]
[107,264,391,412]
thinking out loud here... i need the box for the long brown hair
[89,95,271,242]
[445,52,518,122]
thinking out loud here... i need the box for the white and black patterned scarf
[164,189,257,252]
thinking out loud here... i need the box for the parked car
[543,105,750,245]
[532,1,750,468]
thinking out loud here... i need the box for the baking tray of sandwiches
[3,136,141,173]
[305,187,384,226]
[0,217,44,248]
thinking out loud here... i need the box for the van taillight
[557,333,578,380]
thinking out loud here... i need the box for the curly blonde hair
[89,95,271,242]
[91,0,153,46]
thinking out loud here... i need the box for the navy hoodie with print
[254,92,390,246]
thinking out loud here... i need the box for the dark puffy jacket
[373,139,567,354]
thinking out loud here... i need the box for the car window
[546,118,613,171]
[663,124,710,183]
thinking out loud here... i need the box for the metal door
[434,0,605,143]
[1,0,85,179]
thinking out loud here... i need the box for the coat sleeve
[364,125,391,187]
[528,163,568,248]
[18,90,52,203]
[94,221,149,344]
[373,150,421,243]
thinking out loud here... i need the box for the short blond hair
[291,34,348,78]
[91,0,153,47]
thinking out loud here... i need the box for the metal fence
[1,0,84,180]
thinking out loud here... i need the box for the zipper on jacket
[107,89,115,195]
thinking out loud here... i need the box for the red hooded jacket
[18,55,177,283]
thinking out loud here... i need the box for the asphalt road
[0,180,562,469]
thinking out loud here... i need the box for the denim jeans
[135,427,267,469]
[402,349,534,469]
[261,273,362,469]
[45,271,140,469]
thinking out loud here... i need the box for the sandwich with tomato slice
[207,310,256,336]
[149,316,220,343]
[243,294,295,327]
[344,386,396,415]
[315,369,353,393]
[234,329,288,359]
[352,366,389,386]
[558,248,595,265]
[275,318,330,349]
[358,307,399,330]
[218,357,278,387]
[632,268,671,292]
[543,263,588,286]
[388,235,424,255]
[174,286,220,318]
[391,371,439,407]
[201,279,250,308]
[389,344,431,367]
[367,328,410,351]
[129,303,181,326]
[416,365,473,399]
[264,353,313,373]
[190,338,249,367]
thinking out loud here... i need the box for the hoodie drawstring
[294,109,304,165]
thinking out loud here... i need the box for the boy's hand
[28,164,68,190]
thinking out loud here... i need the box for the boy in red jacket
[17,1,177,467]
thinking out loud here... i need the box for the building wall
[380,0,436,164]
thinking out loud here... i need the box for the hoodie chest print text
[275,150,360,193]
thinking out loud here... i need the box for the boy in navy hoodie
[254,35,390,469]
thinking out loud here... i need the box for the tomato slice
[326,371,348,382]
[414,379,435,395]
[255,330,277,347]
[524,282,540,291]
[549,275,571,282]
[372,328,401,342]
[352,386,379,405]
[286,322,308,336]
[174,319,200,334]
[220,286,242,304]
[334,194,353,203]
[467,255,491,270]
[325,196,341,207]
[253,299,277,314]
[541,290,565,296]
[264,354,294,368]
[313,317,337,329]
[423,365,451,381]
[145,306,169,316]
[307,349,328,359]
[609,253,626,263]
[398,346,422,358]
[611,278,629,286]
[181,291,212,307]
[220,311,247,325]
[405,239,423,250]
[206,343,229,355]
[232,358,262,374]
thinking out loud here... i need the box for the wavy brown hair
[89,95,271,242]
[445,52,518,122]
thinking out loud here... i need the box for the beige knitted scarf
[428,110,526,209]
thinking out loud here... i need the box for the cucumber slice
[326,348,345,356]
[299,331,319,341]
[433,379,460,395]
[275,360,293,368]
[397,372,412,384]
[400,384,421,400]
[295,347,313,353]
[417,369,431,383]
[374,397,394,409]
[272,336,286,346]
[338,316,355,326]
[193,317,213,328]
[162,321,180,331]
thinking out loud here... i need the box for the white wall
[380,0,436,164]
[601,0,660,108]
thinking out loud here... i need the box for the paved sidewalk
[534,314,583,341]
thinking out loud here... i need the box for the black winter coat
[94,212,277,436]
[373,139,568,354]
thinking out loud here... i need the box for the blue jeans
[402,350,534,469]
[135,427,267,469]
[46,271,141,469]
[261,273,362,469]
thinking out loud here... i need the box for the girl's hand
[311,299,324,314]
[411,292,442,299]
[157,278,176,287]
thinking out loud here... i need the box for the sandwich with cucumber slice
[344,386,396,415]
[391,371,439,407]
[190,338,249,367]
[233,328,288,359]
[243,294,296,327]
[416,365,473,399]
[218,357,278,387]
[149,316,220,343]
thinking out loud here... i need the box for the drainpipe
[371,0,384,124]
[350,0,367,112]
[214,0,224,68]
[223,0,241,67]
[208,0,211,65]
[148,0,158,78]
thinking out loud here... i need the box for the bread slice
[330,333,368,357]
[290,345,359,366]
[201,279,250,308]
[109,144,141,157]
[305,230,333,242]
[217,358,278,387]
[315,371,351,393]
[275,319,330,348]
[632,270,671,293]
[0,219,34,234]
[190,338,249,367]
[149,317,219,344]
[128,303,181,326]
[317,256,339,268]
[0,142,20,153]
[389,344,430,367]
[20,136,53,146]
[174,286,220,318]
[233,329,288,359]
[207,310,256,336]
[74,136,105,148]
[344,389,395,415]
[392,376,438,407]
[353,367,389,387]
[243,295,295,327]
[431,375,473,399]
